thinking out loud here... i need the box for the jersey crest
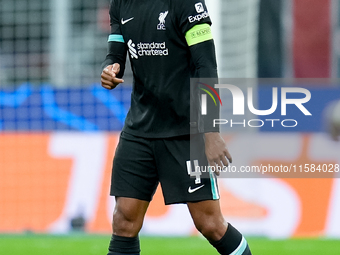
[157,11,168,30]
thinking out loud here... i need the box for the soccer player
[100,1,252,254]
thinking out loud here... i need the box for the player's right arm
[101,63,124,90]
[101,0,127,90]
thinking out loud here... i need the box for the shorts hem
[164,196,219,205]
[110,192,152,202]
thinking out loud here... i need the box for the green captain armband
[185,24,213,47]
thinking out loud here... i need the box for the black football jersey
[109,0,213,138]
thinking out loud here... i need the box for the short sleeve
[109,0,122,35]
[173,0,212,35]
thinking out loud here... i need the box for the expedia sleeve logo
[128,40,169,59]
[188,2,209,23]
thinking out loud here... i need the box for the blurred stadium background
[1,0,340,254]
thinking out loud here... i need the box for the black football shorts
[110,131,219,205]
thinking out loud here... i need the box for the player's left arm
[175,0,232,170]
[186,25,232,170]
[186,24,219,132]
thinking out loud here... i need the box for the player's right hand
[101,63,124,90]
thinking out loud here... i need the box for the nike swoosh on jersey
[121,17,134,25]
[188,184,205,193]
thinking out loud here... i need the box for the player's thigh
[187,199,224,221]
[155,134,219,204]
[111,131,158,201]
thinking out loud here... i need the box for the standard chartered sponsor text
[137,42,169,56]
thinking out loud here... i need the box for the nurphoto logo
[198,82,222,115]
[200,83,312,129]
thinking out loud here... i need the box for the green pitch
[1,234,340,255]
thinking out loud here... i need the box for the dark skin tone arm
[205,132,232,175]
[101,63,124,90]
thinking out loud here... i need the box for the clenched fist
[101,63,124,90]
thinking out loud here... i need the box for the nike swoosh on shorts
[188,184,205,193]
